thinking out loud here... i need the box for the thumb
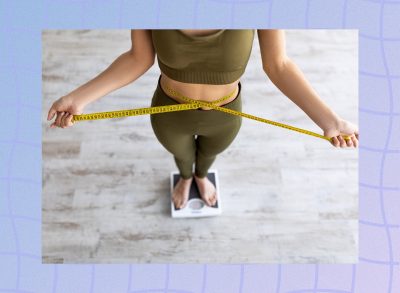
[47,106,56,121]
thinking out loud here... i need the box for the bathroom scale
[170,169,221,218]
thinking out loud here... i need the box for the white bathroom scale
[170,169,222,218]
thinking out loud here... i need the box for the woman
[47,29,359,210]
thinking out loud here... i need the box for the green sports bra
[151,29,255,85]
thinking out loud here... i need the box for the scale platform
[170,169,221,218]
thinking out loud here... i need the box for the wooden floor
[42,30,358,263]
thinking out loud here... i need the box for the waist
[159,73,240,110]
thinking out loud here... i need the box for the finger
[351,135,358,148]
[61,113,70,128]
[344,135,353,147]
[338,135,346,148]
[346,136,353,147]
[60,113,67,128]
[66,113,74,127]
[64,113,72,128]
[47,106,56,121]
[50,122,56,128]
[54,112,62,127]
[331,137,339,147]
[55,112,65,127]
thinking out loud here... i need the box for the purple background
[0,0,399,292]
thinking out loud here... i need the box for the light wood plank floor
[42,30,358,263]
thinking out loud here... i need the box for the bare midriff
[159,30,240,111]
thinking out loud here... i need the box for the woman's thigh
[151,116,196,158]
[196,117,242,157]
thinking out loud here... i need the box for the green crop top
[151,29,255,85]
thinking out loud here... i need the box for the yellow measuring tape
[72,84,351,143]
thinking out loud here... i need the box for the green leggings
[150,75,242,179]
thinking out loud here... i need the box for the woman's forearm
[65,51,153,107]
[265,58,340,131]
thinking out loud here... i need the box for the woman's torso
[152,29,255,110]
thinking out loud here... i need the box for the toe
[213,192,218,205]
[173,195,181,209]
[212,193,217,206]
[207,192,214,206]
[208,191,216,206]
[179,197,185,209]
[209,193,215,206]
[209,196,215,206]
[180,200,187,209]
[204,196,212,207]
[174,198,179,209]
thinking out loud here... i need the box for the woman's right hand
[47,95,85,128]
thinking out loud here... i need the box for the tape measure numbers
[71,84,351,143]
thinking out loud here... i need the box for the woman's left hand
[323,119,359,148]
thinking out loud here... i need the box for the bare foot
[172,176,193,209]
[194,174,217,206]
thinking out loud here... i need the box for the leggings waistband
[154,74,242,111]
